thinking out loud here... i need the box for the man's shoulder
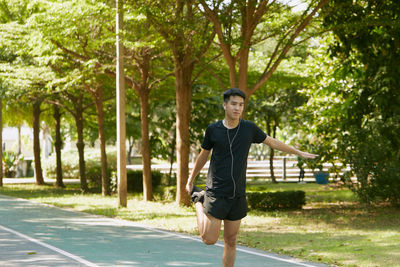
[206,119,259,129]
[207,120,222,129]
[240,119,257,127]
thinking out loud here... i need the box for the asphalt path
[0,194,327,267]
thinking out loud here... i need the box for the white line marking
[235,247,317,267]
[113,219,318,267]
[0,224,99,267]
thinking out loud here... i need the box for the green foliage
[85,149,117,189]
[0,0,42,24]
[125,170,163,193]
[247,71,309,138]
[190,84,223,145]
[247,190,306,211]
[323,0,400,206]
[294,0,400,206]
[158,186,177,201]
[42,148,117,181]
[147,98,176,161]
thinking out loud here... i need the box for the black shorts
[203,194,248,221]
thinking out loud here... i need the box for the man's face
[223,95,244,120]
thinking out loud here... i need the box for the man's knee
[201,234,218,245]
[224,234,237,248]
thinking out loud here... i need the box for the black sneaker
[191,186,205,204]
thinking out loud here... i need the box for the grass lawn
[1,182,399,267]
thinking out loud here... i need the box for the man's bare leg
[222,219,241,267]
[195,202,222,245]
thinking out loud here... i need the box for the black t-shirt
[201,119,267,198]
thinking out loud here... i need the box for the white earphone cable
[227,120,240,199]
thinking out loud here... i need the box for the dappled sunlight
[2,184,400,266]
[140,216,198,234]
[238,211,400,266]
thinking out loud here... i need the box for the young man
[185,88,317,267]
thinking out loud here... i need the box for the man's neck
[223,118,239,129]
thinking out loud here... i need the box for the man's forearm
[264,136,301,156]
[188,150,210,184]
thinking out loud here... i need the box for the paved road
[0,194,327,267]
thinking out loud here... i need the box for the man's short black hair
[223,88,246,103]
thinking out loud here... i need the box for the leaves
[295,0,400,205]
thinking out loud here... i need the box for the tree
[2,67,54,186]
[0,0,45,185]
[32,0,117,195]
[0,22,54,185]
[107,4,174,201]
[248,71,308,182]
[197,0,330,105]
[139,0,216,205]
[46,84,94,192]
[320,0,400,205]
[123,47,171,201]
[296,0,400,205]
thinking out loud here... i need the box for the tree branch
[251,0,331,95]
[148,72,174,90]
[198,0,236,85]
[51,40,89,62]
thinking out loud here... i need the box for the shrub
[341,123,400,206]
[42,150,79,179]
[2,152,24,178]
[247,191,306,211]
[126,170,163,192]
[42,147,117,182]
[85,149,117,188]
[158,186,176,201]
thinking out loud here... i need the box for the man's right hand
[185,181,193,195]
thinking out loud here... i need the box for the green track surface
[0,194,326,267]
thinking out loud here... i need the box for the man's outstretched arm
[185,148,211,194]
[263,136,318,159]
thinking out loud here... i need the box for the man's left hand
[299,151,318,159]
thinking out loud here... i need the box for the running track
[0,194,327,267]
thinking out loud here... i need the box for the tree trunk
[238,47,250,92]
[53,104,64,188]
[73,94,88,192]
[0,98,3,187]
[33,100,44,185]
[94,89,109,196]
[175,63,193,206]
[168,128,176,186]
[17,126,21,155]
[139,90,152,201]
[265,115,277,183]
[269,148,276,183]
[271,120,278,183]
[127,137,133,164]
[76,114,88,192]
[265,116,275,183]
